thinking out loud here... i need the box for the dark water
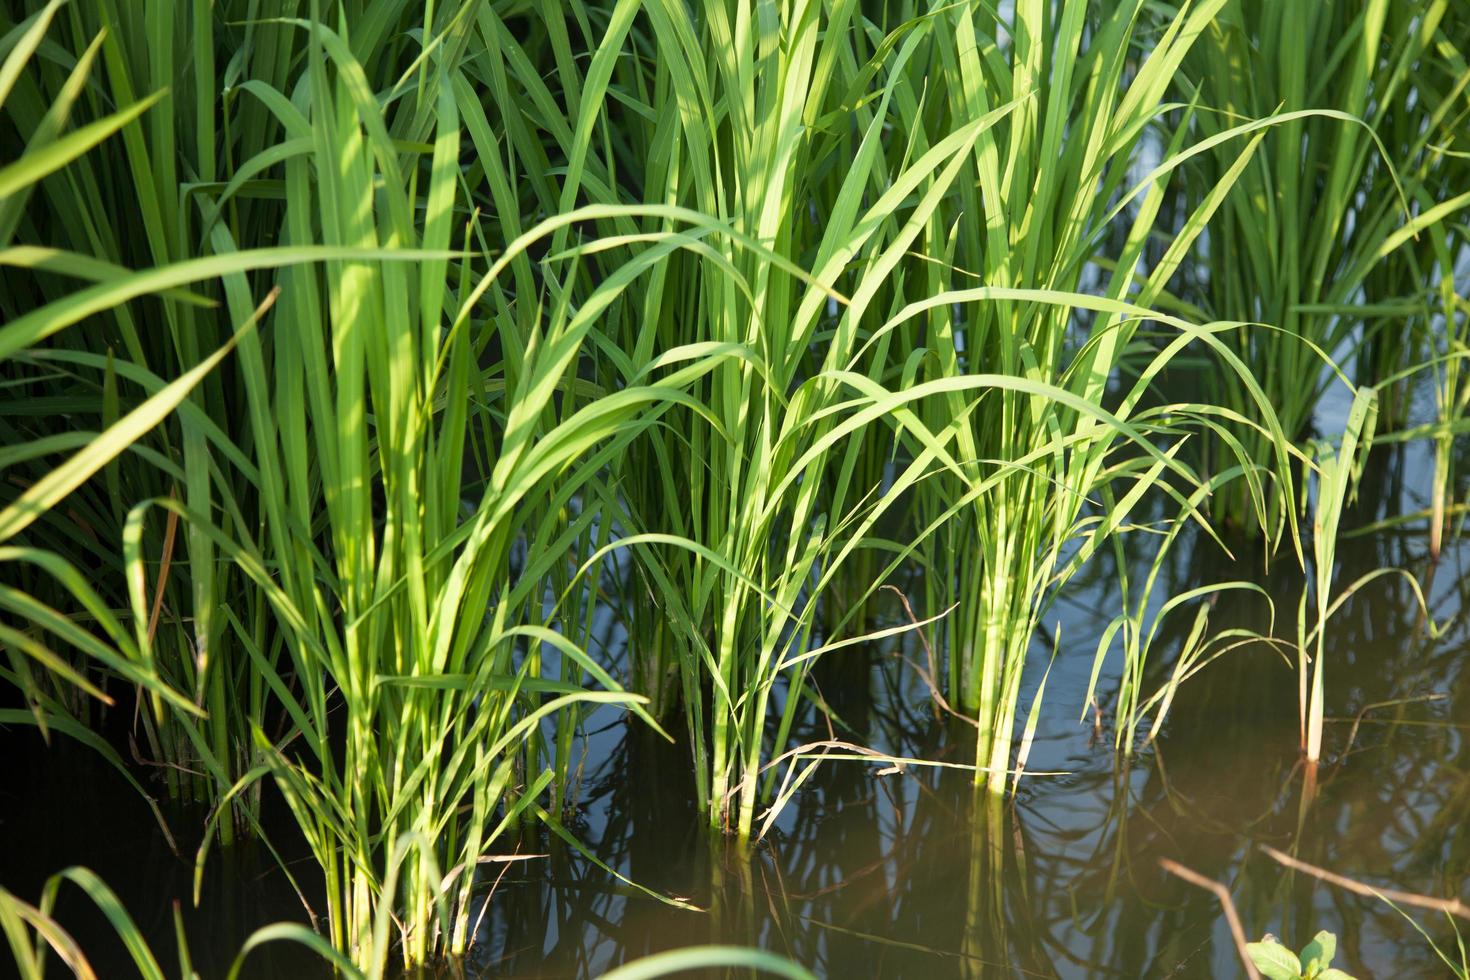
[5,441,1469,978]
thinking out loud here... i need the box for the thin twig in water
[1260,844,1470,920]
[723,739,900,812]
[1158,858,1262,980]
[1340,693,1448,758]
[468,846,536,950]
[127,735,205,778]
[807,674,838,743]
[881,585,976,727]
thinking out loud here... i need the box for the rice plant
[1293,386,1445,763]
[553,0,1042,837]
[1084,520,1273,755]
[1172,0,1469,533]
[1297,389,1378,763]
[1337,7,1470,561]
[878,0,1307,791]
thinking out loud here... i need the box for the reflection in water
[3,443,1467,978]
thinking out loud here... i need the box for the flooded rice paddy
[6,443,1468,979]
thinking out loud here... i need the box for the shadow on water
[4,441,1469,978]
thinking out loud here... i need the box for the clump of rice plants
[567,0,1040,837]
[4,0,1470,974]
[0,0,230,828]
[577,0,1300,822]
[0,1,704,970]
[149,18,752,969]
[1172,0,1470,534]
[887,0,1298,791]
[1359,11,1470,560]
[2,0,381,835]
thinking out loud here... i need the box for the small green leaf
[1299,930,1337,974]
[1247,938,1303,980]
[1317,970,1356,980]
